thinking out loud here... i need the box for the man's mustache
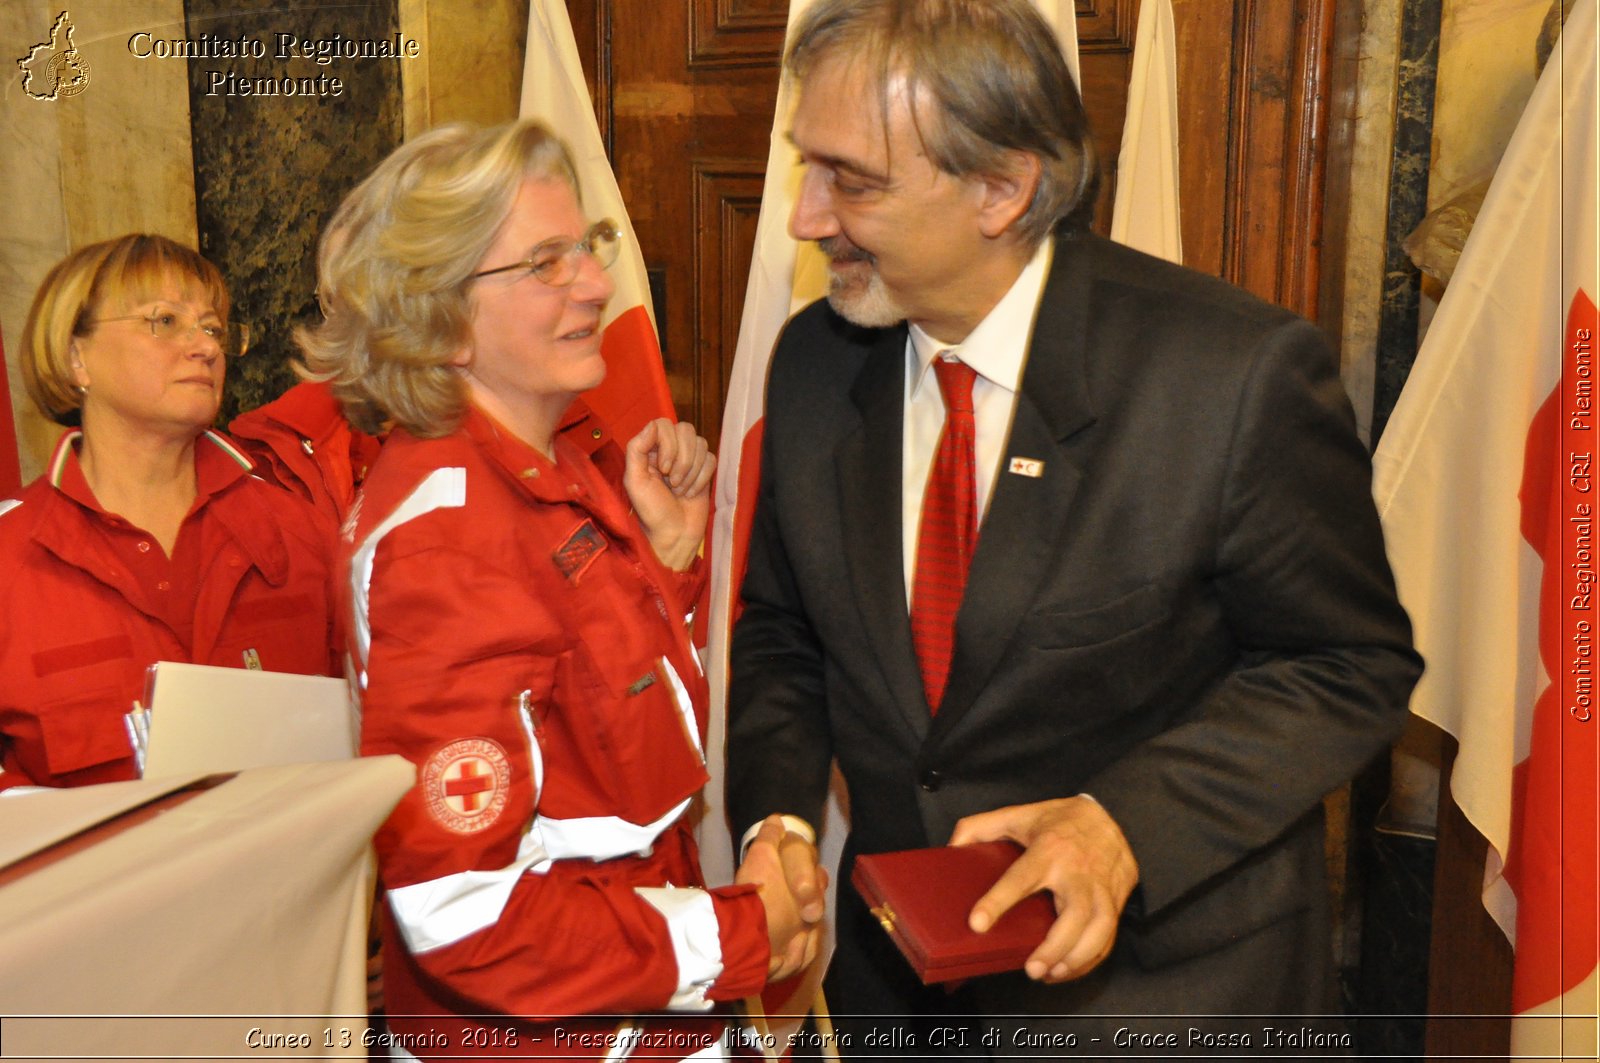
[818,237,874,265]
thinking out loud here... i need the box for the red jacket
[347,405,766,1060]
[0,430,337,790]
[231,381,624,527]
[229,381,382,526]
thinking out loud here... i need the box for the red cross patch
[421,738,512,835]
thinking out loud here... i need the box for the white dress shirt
[902,238,1054,605]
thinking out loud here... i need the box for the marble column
[183,0,404,421]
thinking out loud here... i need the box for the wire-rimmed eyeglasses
[88,308,251,357]
[469,219,621,286]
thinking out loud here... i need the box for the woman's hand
[623,418,715,571]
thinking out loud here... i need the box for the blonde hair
[21,234,230,426]
[787,0,1099,243]
[296,121,581,437]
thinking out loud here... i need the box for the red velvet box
[850,840,1055,984]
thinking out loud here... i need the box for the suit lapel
[931,234,1098,739]
[835,325,934,740]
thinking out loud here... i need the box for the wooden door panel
[1172,0,1336,319]
[692,162,767,439]
[689,0,791,66]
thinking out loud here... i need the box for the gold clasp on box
[870,904,897,935]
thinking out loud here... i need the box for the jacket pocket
[1021,581,1203,721]
[572,649,707,824]
[233,591,317,624]
[1029,581,1168,650]
[38,687,137,777]
[32,635,135,678]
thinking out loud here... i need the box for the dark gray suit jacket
[727,229,1421,1027]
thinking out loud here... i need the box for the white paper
[143,661,356,779]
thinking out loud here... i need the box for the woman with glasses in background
[299,121,817,1061]
[0,233,337,791]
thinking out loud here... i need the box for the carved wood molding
[565,1,613,151]
[1283,0,1335,322]
[686,0,1136,67]
[689,0,789,69]
[1076,0,1138,53]
[1220,0,1336,320]
[690,159,767,439]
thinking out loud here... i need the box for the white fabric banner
[1109,0,1183,263]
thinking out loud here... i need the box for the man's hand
[949,796,1139,983]
[774,822,827,926]
[735,816,827,981]
[623,418,715,571]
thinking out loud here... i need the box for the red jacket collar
[457,404,637,536]
[49,429,255,507]
[37,429,290,585]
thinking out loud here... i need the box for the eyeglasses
[469,219,621,286]
[89,308,251,357]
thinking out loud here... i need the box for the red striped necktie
[911,356,978,714]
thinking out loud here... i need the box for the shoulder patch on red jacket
[553,519,607,581]
[421,738,512,834]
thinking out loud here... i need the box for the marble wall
[398,0,528,137]
[1338,0,1404,447]
[1348,0,1550,447]
[184,0,404,422]
[1416,0,1551,336]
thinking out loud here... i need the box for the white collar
[908,236,1053,397]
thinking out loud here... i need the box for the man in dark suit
[726,0,1422,1053]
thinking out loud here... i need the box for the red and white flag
[520,0,674,443]
[1109,0,1182,264]
[1372,2,1598,1057]
[697,0,1083,1039]
[0,328,20,496]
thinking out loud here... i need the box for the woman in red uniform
[298,122,816,1061]
[0,234,336,790]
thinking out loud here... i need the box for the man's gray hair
[786,0,1100,243]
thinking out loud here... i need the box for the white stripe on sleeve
[387,831,551,954]
[634,885,723,1012]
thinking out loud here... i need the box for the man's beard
[818,237,905,328]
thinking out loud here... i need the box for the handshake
[734,815,829,981]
